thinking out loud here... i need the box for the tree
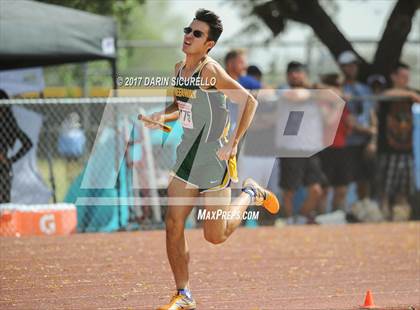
[36,0,145,29]
[245,0,419,81]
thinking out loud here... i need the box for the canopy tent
[0,0,117,81]
[0,1,121,210]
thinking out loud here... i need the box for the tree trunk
[372,0,419,77]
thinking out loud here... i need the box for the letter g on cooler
[40,214,56,235]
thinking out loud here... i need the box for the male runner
[144,9,279,309]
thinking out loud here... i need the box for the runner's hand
[217,140,237,161]
[143,112,165,129]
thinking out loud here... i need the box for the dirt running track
[0,223,419,310]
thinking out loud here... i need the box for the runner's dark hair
[194,9,223,42]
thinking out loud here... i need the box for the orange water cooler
[0,204,77,237]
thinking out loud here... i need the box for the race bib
[178,100,194,129]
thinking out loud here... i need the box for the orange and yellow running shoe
[156,292,196,310]
[243,178,280,214]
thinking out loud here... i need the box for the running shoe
[156,292,196,310]
[243,178,280,214]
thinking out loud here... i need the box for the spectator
[236,66,280,225]
[246,65,262,80]
[224,49,248,130]
[377,62,420,220]
[237,64,282,225]
[279,61,311,90]
[338,51,377,204]
[366,74,387,200]
[58,112,86,184]
[0,89,33,203]
[367,74,387,95]
[317,73,353,212]
[279,61,326,224]
[238,65,263,91]
[225,49,247,81]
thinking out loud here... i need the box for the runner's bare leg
[166,177,198,289]
[202,187,252,244]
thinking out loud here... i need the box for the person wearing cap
[338,50,377,207]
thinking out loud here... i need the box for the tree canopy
[37,0,145,28]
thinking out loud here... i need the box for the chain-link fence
[1,93,419,236]
[0,96,181,236]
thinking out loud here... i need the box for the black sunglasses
[183,27,206,39]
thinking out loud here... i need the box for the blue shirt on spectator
[343,82,374,146]
[238,75,262,90]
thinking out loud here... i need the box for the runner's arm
[201,63,258,147]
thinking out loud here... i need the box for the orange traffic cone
[360,290,377,309]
